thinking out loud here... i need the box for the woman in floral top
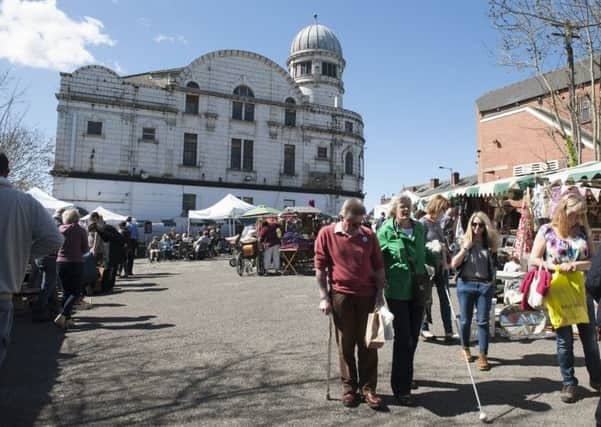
[531,192,600,404]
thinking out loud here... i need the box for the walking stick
[326,313,333,400]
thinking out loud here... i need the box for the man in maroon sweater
[315,198,386,409]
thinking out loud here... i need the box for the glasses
[471,222,485,229]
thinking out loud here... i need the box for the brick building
[476,62,599,183]
[52,23,365,220]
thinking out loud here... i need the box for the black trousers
[388,299,424,396]
[57,262,83,319]
[126,240,137,274]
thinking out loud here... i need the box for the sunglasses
[471,222,485,229]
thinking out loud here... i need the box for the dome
[290,24,343,57]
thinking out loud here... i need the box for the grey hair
[62,208,80,224]
[339,198,365,218]
[387,195,413,218]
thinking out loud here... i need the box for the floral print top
[538,223,590,264]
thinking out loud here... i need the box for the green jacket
[377,218,427,301]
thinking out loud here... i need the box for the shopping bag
[379,304,395,341]
[545,271,589,329]
[527,269,545,310]
[365,309,385,349]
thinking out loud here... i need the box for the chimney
[430,178,440,189]
[451,172,460,186]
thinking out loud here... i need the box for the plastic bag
[545,271,589,329]
[379,304,395,341]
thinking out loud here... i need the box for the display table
[280,247,313,275]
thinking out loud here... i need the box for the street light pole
[438,165,453,183]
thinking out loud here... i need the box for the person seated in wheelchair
[193,231,211,260]
[159,234,173,260]
[148,237,160,262]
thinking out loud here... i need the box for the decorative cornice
[51,170,364,198]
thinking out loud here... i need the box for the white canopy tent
[187,194,255,236]
[81,206,128,223]
[26,187,74,214]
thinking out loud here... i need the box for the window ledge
[227,168,256,173]
[139,138,159,144]
[84,133,105,139]
[315,157,329,161]
[183,111,200,116]
[179,164,200,169]
[230,118,255,124]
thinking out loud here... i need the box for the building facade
[52,23,365,220]
[476,62,598,183]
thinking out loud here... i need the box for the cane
[326,313,333,400]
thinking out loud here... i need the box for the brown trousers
[331,290,378,394]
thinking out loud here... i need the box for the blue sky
[1,0,537,210]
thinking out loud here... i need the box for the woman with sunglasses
[530,192,601,404]
[451,211,498,371]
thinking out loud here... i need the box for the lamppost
[438,165,453,183]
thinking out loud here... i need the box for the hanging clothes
[513,188,534,261]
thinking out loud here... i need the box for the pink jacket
[519,267,552,311]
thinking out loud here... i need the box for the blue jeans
[422,267,453,334]
[555,294,601,386]
[388,299,424,396]
[457,279,493,354]
[33,256,57,313]
[0,299,14,368]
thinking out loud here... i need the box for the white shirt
[0,178,63,295]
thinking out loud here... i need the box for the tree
[0,70,54,191]
[489,0,601,165]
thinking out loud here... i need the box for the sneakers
[478,353,491,371]
[444,333,459,343]
[421,330,435,340]
[560,385,577,403]
[461,348,475,362]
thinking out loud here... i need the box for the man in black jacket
[586,244,601,426]
[89,216,125,292]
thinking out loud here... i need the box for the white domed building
[52,22,365,221]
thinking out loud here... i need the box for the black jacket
[586,244,601,301]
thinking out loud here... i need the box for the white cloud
[0,0,114,71]
[153,33,188,45]
[112,61,125,74]
[137,17,151,28]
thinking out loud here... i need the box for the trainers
[421,330,435,340]
[560,385,577,403]
[461,348,475,362]
[478,353,491,371]
[444,333,459,343]
[54,314,67,329]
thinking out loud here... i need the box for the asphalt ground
[1,258,600,426]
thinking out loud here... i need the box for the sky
[0,0,539,210]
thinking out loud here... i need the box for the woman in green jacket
[377,194,427,406]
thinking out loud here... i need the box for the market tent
[26,187,74,213]
[281,206,322,215]
[188,194,255,221]
[81,206,127,223]
[372,203,390,219]
[544,161,601,184]
[240,205,281,218]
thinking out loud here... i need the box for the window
[183,133,197,166]
[296,61,312,76]
[182,193,196,215]
[284,144,295,175]
[345,152,354,175]
[142,127,156,141]
[232,85,255,121]
[185,94,199,114]
[242,197,254,205]
[87,121,102,136]
[284,97,296,127]
[345,121,353,133]
[317,146,328,159]
[580,97,591,123]
[359,153,364,177]
[186,81,199,89]
[283,199,295,208]
[230,139,254,171]
[322,62,337,78]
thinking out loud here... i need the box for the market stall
[26,187,74,215]
[187,194,255,236]
[278,206,323,274]
[81,206,127,224]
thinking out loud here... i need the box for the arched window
[232,85,255,121]
[233,85,254,98]
[284,97,296,127]
[184,82,199,114]
[345,152,354,175]
[186,81,200,89]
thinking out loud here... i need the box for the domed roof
[290,24,343,57]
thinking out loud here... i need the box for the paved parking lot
[0,258,599,426]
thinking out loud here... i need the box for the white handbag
[527,269,545,310]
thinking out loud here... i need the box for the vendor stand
[278,206,324,274]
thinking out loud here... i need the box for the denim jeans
[33,256,57,313]
[555,293,601,386]
[388,299,424,396]
[456,279,493,354]
[422,267,453,334]
[0,299,14,368]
